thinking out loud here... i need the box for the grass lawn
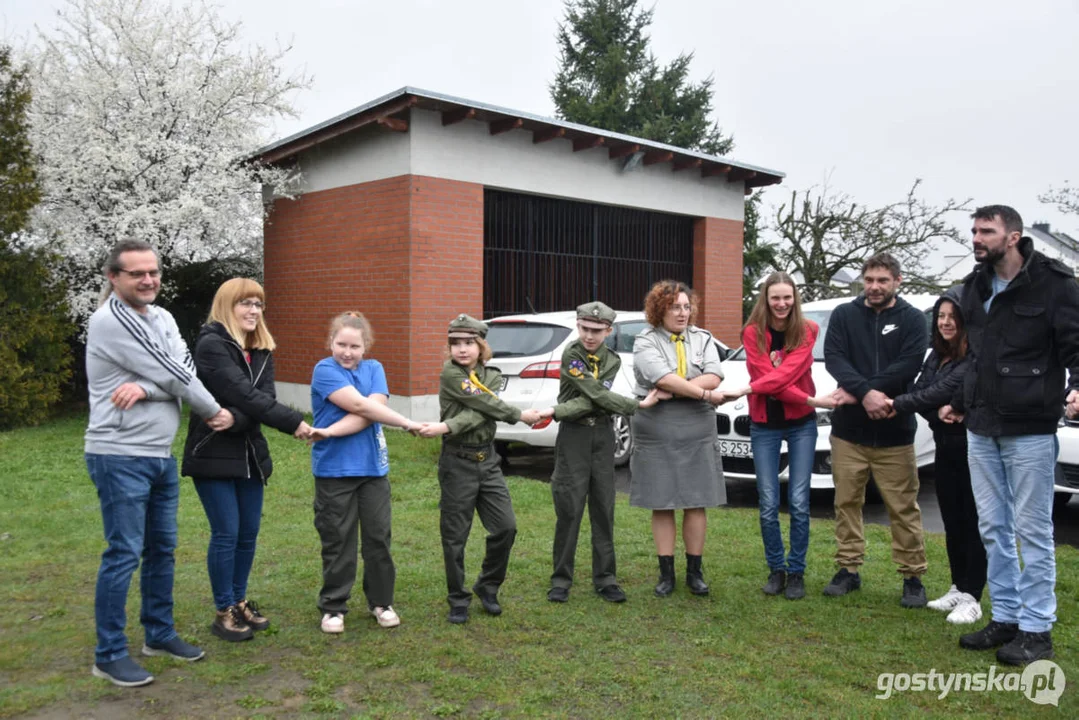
[0,412,1075,719]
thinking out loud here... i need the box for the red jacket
[741,321,818,424]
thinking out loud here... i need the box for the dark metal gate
[483,189,694,317]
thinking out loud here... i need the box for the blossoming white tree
[27,0,311,323]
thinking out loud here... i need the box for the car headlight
[816,410,832,427]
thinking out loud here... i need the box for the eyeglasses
[238,299,265,311]
[116,269,161,280]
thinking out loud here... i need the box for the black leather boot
[654,555,675,597]
[685,554,710,596]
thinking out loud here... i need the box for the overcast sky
[5,0,1079,250]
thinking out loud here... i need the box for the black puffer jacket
[892,288,971,437]
[954,236,1079,437]
[181,322,304,482]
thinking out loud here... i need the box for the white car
[715,294,940,490]
[1054,418,1079,509]
[486,311,731,467]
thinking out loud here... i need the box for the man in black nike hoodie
[822,252,929,608]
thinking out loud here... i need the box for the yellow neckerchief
[670,333,687,378]
[586,352,601,379]
[468,368,497,396]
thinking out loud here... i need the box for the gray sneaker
[142,636,205,662]
[92,656,154,687]
[900,577,927,609]
[823,568,861,596]
[784,572,806,600]
[762,570,786,595]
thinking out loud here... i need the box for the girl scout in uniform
[539,302,661,604]
[418,314,542,624]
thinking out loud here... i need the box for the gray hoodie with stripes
[84,295,222,458]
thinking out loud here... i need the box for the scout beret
[576,301,616,326]
[448,313,488,338]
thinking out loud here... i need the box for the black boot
[654,555,675,597]
[685,554,710,596]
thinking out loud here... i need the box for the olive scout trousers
[550,416,618,590]
[438,443,517,609]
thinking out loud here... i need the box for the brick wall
[692,217,744,347]
[263,174,483,397]
[407,175,484,395]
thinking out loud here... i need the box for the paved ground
[503,447,1079,549]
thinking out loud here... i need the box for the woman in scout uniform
[307,312,422,635]
[418,314,542,624]
[630,280,727,597]
[539,301,662,604]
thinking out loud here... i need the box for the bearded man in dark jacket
[944,205,1079,666]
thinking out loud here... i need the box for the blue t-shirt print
[310,357,391,478]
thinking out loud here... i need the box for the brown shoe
[237,599,270,631]
[212,605,254,642]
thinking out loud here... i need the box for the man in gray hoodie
[85,240,233,687]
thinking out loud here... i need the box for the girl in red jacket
[725,272,842,600]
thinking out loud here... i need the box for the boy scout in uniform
[419,314,542,624]
[541,302,661,604]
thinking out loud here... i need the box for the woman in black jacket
[889,289,986,624]
[181,278,312,642]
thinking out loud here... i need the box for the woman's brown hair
[208,278,275,351]
[744,272,808,354]
[643,280,698,328]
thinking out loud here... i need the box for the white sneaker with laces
[371,605,401,628]
[321,612,345,634]
[926,584,962,611]
[946,596,982,625]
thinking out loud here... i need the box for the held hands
[110,382,148,410]
[294,421,314,439]
[938,404,965,424]
[1066,390,1079,420]
[520,409,543,426]
[416,422,450,438]
[862,390,895,420]
[638,388,664,409]
[206,408,234,432]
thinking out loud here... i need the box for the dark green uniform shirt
[552,341,640,421]
[439,360,522,445]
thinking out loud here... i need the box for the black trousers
[933,432,987,600]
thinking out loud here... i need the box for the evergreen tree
[551,0,733,155]
[0,46,74,429]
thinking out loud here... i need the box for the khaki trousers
[830,436,927,577]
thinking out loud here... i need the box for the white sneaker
[946,596,983,625]
[371,605,401,628]
[321,612,344,634]
[926,585,963,611]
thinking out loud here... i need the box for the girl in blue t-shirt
[308,312,421,635]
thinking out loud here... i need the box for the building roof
[252,86,784,191]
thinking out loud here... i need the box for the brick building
[253,87,783,418]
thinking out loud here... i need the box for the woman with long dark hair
[888,290,985,623]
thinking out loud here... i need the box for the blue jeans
[86,453,180,664]
[193,478,264,611]
[751,419,818,574]
[966,432,1058,633]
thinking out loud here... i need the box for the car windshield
[486,323,572,358]
[728,309,832,362]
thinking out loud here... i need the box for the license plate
[719,440,752,458]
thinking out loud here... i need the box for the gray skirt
[629,399,726,510]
